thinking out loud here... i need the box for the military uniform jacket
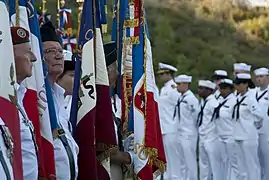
[233,90,263,141]
[175,90,199,138]
[158,88,181,134]
[0,117,13,180]
[215,93,237,141]
[198,94,219,141]
[255,87,269,135]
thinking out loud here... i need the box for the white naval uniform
[214,89,223,102]
[215,93,237,180]
[158,83,181,180]
[52,83,79,180]
[256,87,269,180]
[16,84,38,180]
[198,94,222,180]
[175,90,199,180]
[0,118,13,180]
[233,90,262,180]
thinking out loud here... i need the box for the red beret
[10,26,30,45]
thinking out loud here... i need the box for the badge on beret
[17,28,26,38]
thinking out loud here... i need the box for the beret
[10,26,30,45]
[40,21,59,42]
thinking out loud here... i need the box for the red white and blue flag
[113,0,166,179]
[0,1,23,179]
[70,0,98,179]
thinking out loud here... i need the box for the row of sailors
[157,62,269,180]
[0,23,134,180]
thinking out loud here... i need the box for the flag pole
[15,0,20,26]
[76,0,84,50]
[56,0,60,29]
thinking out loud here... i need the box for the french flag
[70,0,98,179]
[8,0,56,178]
[0,1,23,179]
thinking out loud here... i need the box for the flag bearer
[40,21,78,180]
[254,68,269,180]
[233,73,262,180]
[11,26,38,180]
[214,79,237,180]
[103,41,134,180]
[212,70,228,101]
[197,80,222,180]
[174,75,199,180]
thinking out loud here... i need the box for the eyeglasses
[44,47,63,56]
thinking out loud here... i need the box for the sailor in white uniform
[233,73,263,180]
[11,26,39,180]
[254,67,269,180]
[156,62,181,180]
[0,117,14,180]
[233,63,256,95]
[197,80,222,180]
[174,75,199,180]
[212,70,228,101]
[214,79,237,180]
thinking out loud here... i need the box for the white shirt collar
[52,83,65,97]
[15,83,27,104]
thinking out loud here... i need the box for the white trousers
[199,138,222,180]
[258,134,269,180]
[162,133,181,180]
[178,135,198,180]
[218,139,238,180]
[234,139,261,180]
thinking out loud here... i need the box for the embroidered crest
[17,28,26,38]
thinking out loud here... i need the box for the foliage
[42,0,269,89]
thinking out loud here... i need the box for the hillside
[42,0,269,87]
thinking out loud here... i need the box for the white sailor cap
[233,63,251,72]
[157,62,178,74]
[63,50,73,61]
[236,73,251,80]
[198,80,216,90]
[214,70,227,77]
[254,67,269,76]
[175,75,192,83]
[219,78,233,85]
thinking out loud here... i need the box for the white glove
[123,133,134,152]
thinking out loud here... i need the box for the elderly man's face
[43,41,64,78]
[13,42,36,82]
[107,62,118,88]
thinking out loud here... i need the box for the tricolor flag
[95,0,117,178]
[113,0,166,179]
[8,0,56,178]
[0,1,23,179]
[70,0,98,179]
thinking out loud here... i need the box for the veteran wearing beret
[11,26,38,180]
